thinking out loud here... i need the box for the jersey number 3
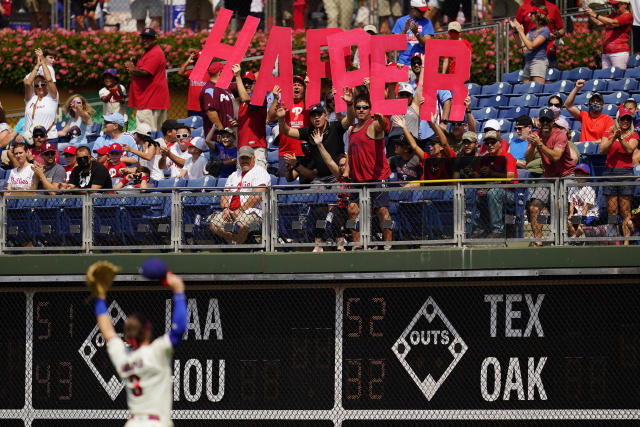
[129,375,143,396]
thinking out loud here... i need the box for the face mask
[549,105,560,116]
[77,156,90,169]
[589,103,603,113]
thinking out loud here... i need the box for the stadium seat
[573,92,593,106]
[498,106,529,119]
[593,67,625,80]
[216,177,227,187]
[582,79,607,93]
[508,94,538,108]
[545,68,561,82]
[469,96,480,109]
[156,177,186,191]
[88,122,102,135]
[528,107,542,119]
[572,121,582,134]
[177,116,203,129]
[602,104,618,117]
[576,141,601,156]
[603,91,628,106]
[92,196,127,246]
[191,127,204,138]
[628,54,640,68]
[6,199,36,247]
[478,95,509,108]
[562,67,593,81]
[606,78,637,93]
[512,81,544,95]
[270,174,278,187]
[481,82,513,95]
[466,83,481,96]
[543,80,575,94]
[502,70,524,84]
[624,67,640,79]
[472,107,499,121]
[186,176,208,191]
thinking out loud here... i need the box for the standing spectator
[392,0,434,66]
[178,137,208,179]
[232,64,268,169]
[31,142,67,194]
[564,80,614,142]
[28,0,51,30]
[209,146,270,244]
[249,0,265,22]
[323,0,353,30]
[632,0,640,54]
[177,52,209,118]
[511,7,550,84]
[58,94,94,146]
[124,122,165,181]
[99,69,127,119]
[268,77,310,176]
[515,0,565,69]
[71,0,98,31]
[200,62,235,149]
[125,28,170,133]
[510,115,534,169]
[442,21,473,74]
[379,0,402,33]
[185,0,213,32]
[0,0,10,29]
[525,108,575,246]
[130,0,162,32]
[24,49,58,142]
[586,0,633,69]
[62,145,77,181]
[92,113,137,166]
[348,95,392,245]
[6,143,34,193]
[599,105,638,244]
[205,127,237,178]
[63,146,113,191]
[159,125,192,177]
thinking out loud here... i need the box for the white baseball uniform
[107,334,174,427]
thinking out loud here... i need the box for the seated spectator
[510,6,550,84]
[62,145,77,181]
[453,132,482,179]
[600,104,638,244]
[564,80,614,142]
[99,69,128,119]
[622,97,640,134]
[553,116,580,166]
[586,0,633,69]
[10,125,60,167]
[124,122,165,181]
[58,94,94,145]
[62,146,113,192]
[30,142,66,194]
[94,146,110,166]
[567,163,598,239]
[547,95,563,119]
[510,115,534,169]
[24,49,58,143]
[155,119,178,148]
[93,113,137,166]
[114,166,151,190]
[209,146,270,244]
[159,125,192,177]
[105,143,128,178]
[479,119,510,155]
[6,142,35,193]
[205,127,237,179]
[178,137,208,180]
[525,107,575,246]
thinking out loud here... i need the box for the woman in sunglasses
[58,94,94,145]
[585,0,633,70]
[24,48,58,142]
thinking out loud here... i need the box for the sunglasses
[176,133,190,139]
[34,83,47,88]
[548,103,561,108]
[42,151,56,156]
[73,100,83,104]
[539,117,553,123]
[103,121,114,125]
[484,140,499,146]
[355,105,370,111]
[33,134,47,139]
[451,122,465,126]
[462,140,476,144]
[242,80,254,85]
[63,152,75,157]
[514,126,528,131]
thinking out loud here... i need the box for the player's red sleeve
[552,7,564,29]
[615,13,633,26]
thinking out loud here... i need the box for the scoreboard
[2,280,640,425]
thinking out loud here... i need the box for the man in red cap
[125,27,170,132]
[94,146,110,166]
[62,145,77,182]
[106,143,128,178]
[515,0,565,68]
[199,61,236,150]
[31,142,66,194]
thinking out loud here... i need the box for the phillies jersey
[107,334,173,425]
[279,100,309,157]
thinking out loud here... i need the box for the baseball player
[89,261,187,426]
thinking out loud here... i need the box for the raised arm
[310,127,341,179]
[339,87,355,130]
[177,53,196,78]
[232,64,252,103]
[393,115,425,159]
[37,49,57,99]
[166,272,187,347]
[465,97,477,132]
[276,103,301,139]
[564,79,584,120]
[267,85,281,123]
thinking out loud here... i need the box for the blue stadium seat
[593,67,625,80]
[502,70,524,84]
[478,95,509,108]
[186,176,208,190]
[603,91,628,106]
[543,80,575,94]
[536,96,552,107]
[472,107,499,121]
[602,104,618,117]
[178,116,203,129]
[270,174,278,187]
[191,127,204,138]
[508,94,538,108]
[576,141,601,156]
[481,82,513,95]
[528,107,541,119]
[573,92,593,106]
[156,177,186,191]
[92,196,127,246]
[466,83,481,96]
[397,190,454,241]
[59,197,83,246]
[563,67,593,81]
[88,122,102,135]
[572,121,582,134]
[6,199,36,247]
[582,79,607,93]
[512,81,544,95]
[628,54,640,68]
[606,78,637,93]
[216,177,227,187]
[498,106,529,119]
[545,68,561,82]
[624,67,640,79]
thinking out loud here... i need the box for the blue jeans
[488,188,515,233]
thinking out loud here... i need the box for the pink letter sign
[327,28,371,112]
[370,34,409,115]
[420,39,471,122]
[305,28,343,106]
[251,26,294,109]
[190,8,259,89]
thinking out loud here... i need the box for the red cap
[63,145,77,155]
[618,104,634,118]
[242,71,256,81]
[531,6,548,15]
[42,142,57,153]
[208,62,224,75]
[94,146,110,155]
[293,75,306,85]
[109,143,123,153]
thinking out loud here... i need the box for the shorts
[130,0,163,20]
[602,168,634,197]
[209,210,261,231]
[135,109,167,133]
[353,183,390,209]
[28,0,51,13]
[71,0,97,15]
[185,0,213,21]
[378,0,402,17]
[522,58,548,79]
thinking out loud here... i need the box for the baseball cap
[186,136,207,151]
[462,131,478,143]
[538,107,555,122]
[484,119,501,132]
[515,115,533,127]
[32,125,47,136]
[484,130,500,142]
[242,71,256,81]
[132,122,153,141]
[94,146,110,155]
[208,62,224,75]
[396,82,414,96]
[625,97,638,106]
[554,117,570,130]
[531,6,549,15]
[610,0,630,4]
[220,127,235,135]
[618,104,634,118]
[448,21,462,33]
[309,103,326,115]
[238,146,255,158]
[410,0,429,12]
[410,52,422,64]
[293,75,306,85]
[42,142,56,153]
[140,27,157,38]
[363,24,378,34]
[590,92,604,103]
[103,68,119,79]
[103,112,125,127]
[575,163,591,175]
[63,145,77,155]
[109,143,123,153]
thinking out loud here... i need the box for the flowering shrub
[0,24,609,90]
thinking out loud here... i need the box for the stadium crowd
[1,0,640,248]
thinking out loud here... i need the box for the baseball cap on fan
[42,142,57,153]
[396,82,414,96]
[410,0,429,12]
[186,136,207,152]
